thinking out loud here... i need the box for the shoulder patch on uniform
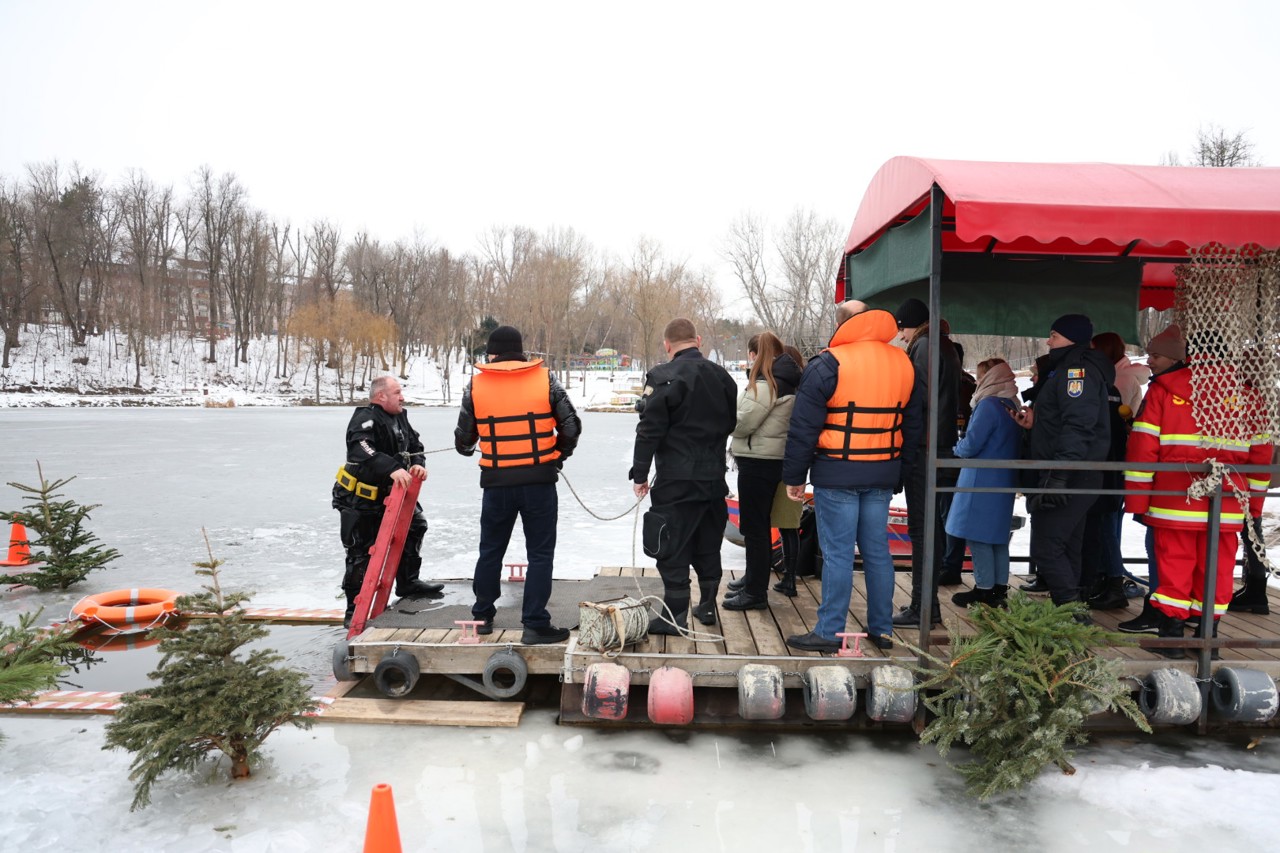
[1066,368,1085,379]
[1067,379,1083,398]
[361,419,374,429]
[643,386,654,396]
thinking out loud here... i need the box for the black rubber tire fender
[482,649,529,700]
[373,650,421,698]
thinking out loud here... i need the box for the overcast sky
[3,0,1278,314]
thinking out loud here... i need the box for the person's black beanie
[486,325,524,357]
[894,297,929,329]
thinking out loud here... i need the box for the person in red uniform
[455,325,581,645]
[1123,331,1272,657]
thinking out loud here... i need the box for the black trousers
[649,478,727,611]
[1029,471,1101,605]
[339,504,428,603]
[904,460,957,610]
[736,457,784,598]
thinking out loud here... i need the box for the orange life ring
[71,588,180,628]
[76,627,164,653]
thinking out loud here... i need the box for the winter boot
[1228,573,1271,615]
[693,584,718,625]
[991,584,1009,608]
[648,592,690,636]
[1118,597,1161,634]
[1088,576,1131,611]
[1153,613,1188,660]
[773,545,799,597]
[394,564,444,598]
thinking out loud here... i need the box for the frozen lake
[1,407,1279,852]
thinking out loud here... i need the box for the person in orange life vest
[455,325,582,645]
[1123,330,1272,658]
[333,375,442,629]
[782,300,923,653]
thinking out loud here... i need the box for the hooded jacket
[783,309,924,490]
[730,353,803,460]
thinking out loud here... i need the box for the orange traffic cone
[363,783,403,853]
[0,522,31,567]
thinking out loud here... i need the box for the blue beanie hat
[1050,314,1092,345]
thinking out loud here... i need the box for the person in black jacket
[630,318,739,634]
[891,297,964,628]
[455,325,582,645]
[1015,313,1114,612]
[332,375,443,629]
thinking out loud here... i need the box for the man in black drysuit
[630,317,738,634]
[333,375,443,628]
[1017,313,1113,612]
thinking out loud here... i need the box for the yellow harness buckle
[335,467,380,501]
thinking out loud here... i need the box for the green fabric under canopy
[846,210,1141,339]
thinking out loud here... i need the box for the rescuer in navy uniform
[333,375,443,629]
[1016,313,1114,613]
[630,317,739,635]
[455,325,582,645]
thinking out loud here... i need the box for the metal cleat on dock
[455,620,485,644]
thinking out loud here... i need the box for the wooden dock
[337,566,1280,730]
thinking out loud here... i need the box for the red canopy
[840,157,1280,310]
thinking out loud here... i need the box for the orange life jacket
[816,311,915,462]
[472,359,560,469]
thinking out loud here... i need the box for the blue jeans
[471,482,558,628]
[968,541,1010,588]
[813,486,894,640]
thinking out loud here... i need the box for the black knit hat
[486,325,524,357]
[1050,314,1093,346]
[894,297,929,329]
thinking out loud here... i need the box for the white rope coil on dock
[577,597,652,656]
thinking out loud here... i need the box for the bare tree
[191,167,245,363]
[0,178,40,367]
[722,207,842,350]
[615,237,686,371]
[26,162,106,346]
[1162,124,1262,167]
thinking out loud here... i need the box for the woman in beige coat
[724,332,803,610]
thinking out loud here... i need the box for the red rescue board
[347,478,421,638]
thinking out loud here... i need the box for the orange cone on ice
[363,783,403,853]
[0,522,31,567]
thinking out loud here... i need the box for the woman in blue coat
[946,359,1023,607]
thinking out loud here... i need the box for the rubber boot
[1228,573,1271,615]
[693,583,718,626]
[394,563,444,598]
[773,547,798,597]
[1118,596,1161,634]
[1088,576,1131,611]
[1154,613,1187,660]
[649,591,690,636]
[343,599,356,630]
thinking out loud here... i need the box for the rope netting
[1171,245,1280,573]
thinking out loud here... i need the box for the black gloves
[1027,474,1068,513]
